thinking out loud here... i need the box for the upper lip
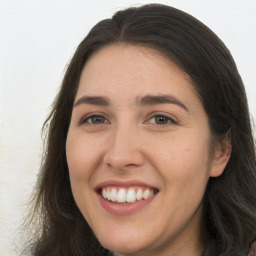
[94,179,159,192]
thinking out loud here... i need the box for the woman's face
[66,44,227,255]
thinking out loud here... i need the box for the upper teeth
[102,187,155,203]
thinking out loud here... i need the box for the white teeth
[110,188,117,201]
[101,187,155,204]
[107,189,111,200]
[117,188,126,203]
[143,189,150,199]
[102,189,107,199]
[127,190,136,203]
[136,188,143,200]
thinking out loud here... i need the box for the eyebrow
[74,96,111,107]
[137,94,189,111]
[73,94,188,111]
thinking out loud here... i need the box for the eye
[146,115,177,125]
[81,115,108,125]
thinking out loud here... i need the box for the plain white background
[0,1,255,255]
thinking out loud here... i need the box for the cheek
[159,142,210,222]
[66,133,101,220]
[146,130,211,188]
[66,133,102,177]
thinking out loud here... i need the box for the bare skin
[66,44,231,256]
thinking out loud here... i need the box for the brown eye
[154,115,171,124]
[82,115,107,124]
[145,114,178,126]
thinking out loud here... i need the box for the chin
[96,231,150,254]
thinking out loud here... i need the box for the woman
[26,4,256,256]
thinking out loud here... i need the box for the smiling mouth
[99,186,158,204]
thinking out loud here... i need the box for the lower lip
[97,193,157,216]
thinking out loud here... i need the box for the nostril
[103,142,145,170]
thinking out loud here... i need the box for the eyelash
[80,114,109,125]
[145,114,178,126]
[80,113,178,127]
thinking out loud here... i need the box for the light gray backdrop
[0,0,255,255]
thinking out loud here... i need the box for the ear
[210,139,231,178]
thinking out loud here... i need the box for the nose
[103,125,144,170]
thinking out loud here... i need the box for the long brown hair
[26,4,256,256]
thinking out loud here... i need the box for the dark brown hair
[26,4,256,256]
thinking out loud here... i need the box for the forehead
[76,44,198,107]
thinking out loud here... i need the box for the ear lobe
[210,140,231,178]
